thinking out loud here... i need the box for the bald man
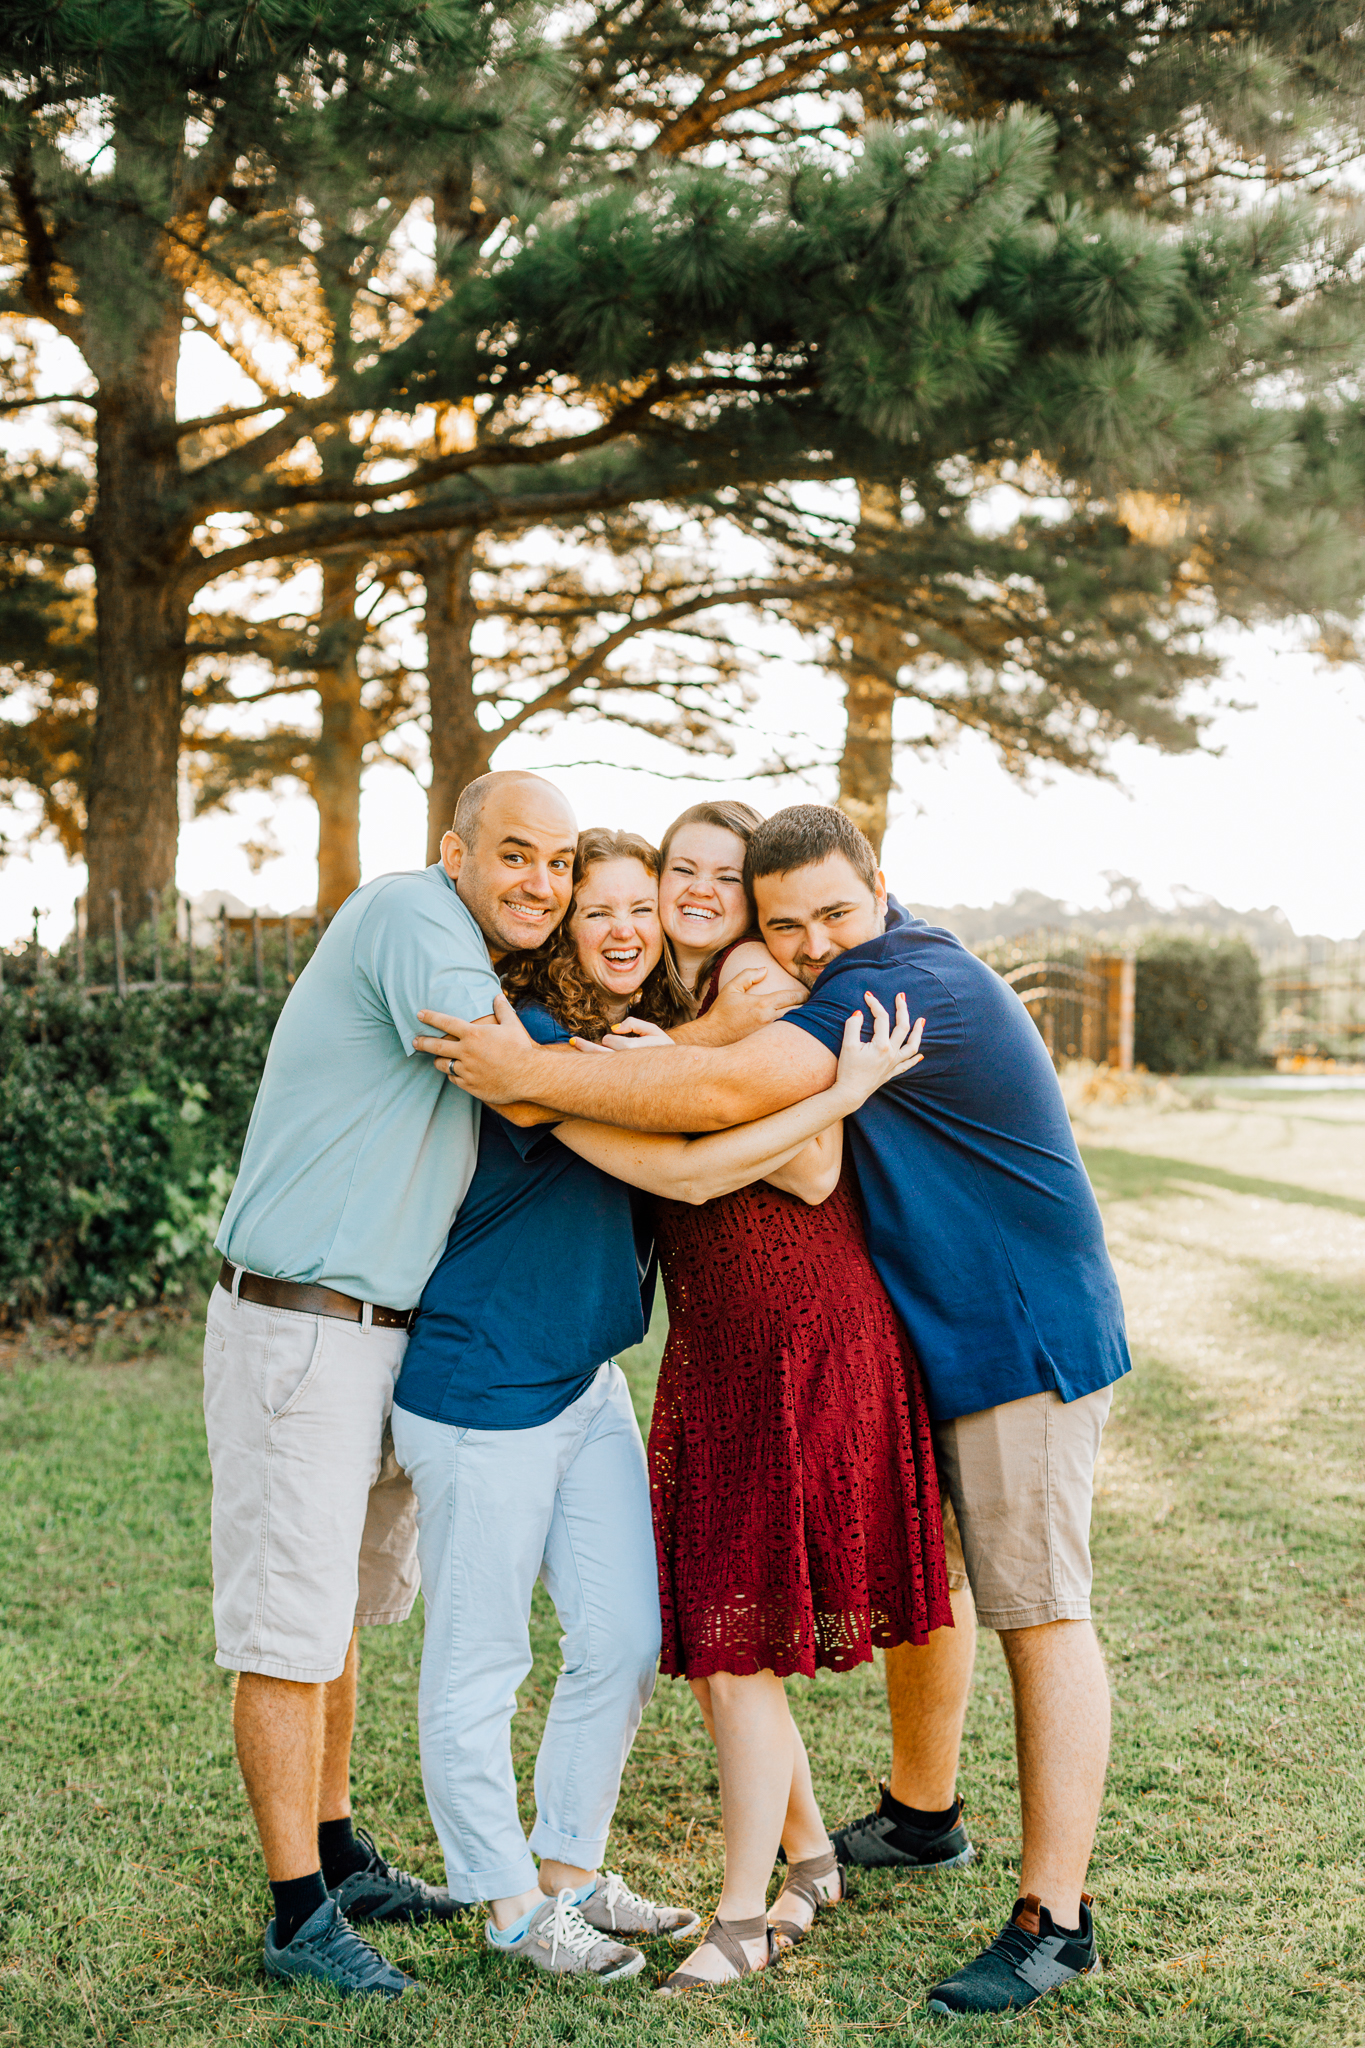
[206,772,578,1998]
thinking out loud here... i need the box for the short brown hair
[744,805,879,896]
[500,829,685,1038]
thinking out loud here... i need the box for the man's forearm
[514,1038,823,1131]
[668,1010,737,1048]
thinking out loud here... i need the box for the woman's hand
[602,1017,675,1050]
[832,993,924,1108]
[568,1017,675,1054]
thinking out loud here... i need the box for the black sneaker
[264,1896,420,1999]
[328,1827,465,1926]
[926,1893,1100,2018]
[831,1790,976,1874]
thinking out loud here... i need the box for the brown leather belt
[217,1258,416,1330]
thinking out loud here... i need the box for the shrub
[0,986,281,1321]
[1134,936,1263,1073]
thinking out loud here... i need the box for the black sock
[318,1815,374,1889]
[879,1788,960,1832]
[270,1870,328,1947]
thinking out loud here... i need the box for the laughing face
[658,822,750,967]
[569,857,664,1016]
[441,778,578,959]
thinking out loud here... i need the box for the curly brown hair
[500,829,689,1039]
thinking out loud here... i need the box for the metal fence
[974,929,1136,1070]
[0,891,326,997]
[977,928,1365,1071]
[1260,940,1365,1064]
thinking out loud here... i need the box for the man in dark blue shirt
[419,805,1128,2021]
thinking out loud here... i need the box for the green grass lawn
[2,1135,1364,2044]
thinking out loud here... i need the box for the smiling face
[753,853,887,988]
[569,857,664,1013]
[441,777,578,958]
[658,822,751,963]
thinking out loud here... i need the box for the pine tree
[795,5,1365,839]
[0,0,561,928]
[0,416,95,859]
[4,2,1364,907]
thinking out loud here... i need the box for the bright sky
[4,314,1365,950]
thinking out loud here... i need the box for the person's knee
[998,1619,1108,1702]
[706,1668,783,1713]
[616,1613,662,1693]
[569,1607,660,1697]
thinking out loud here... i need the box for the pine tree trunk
[838,658,898,858]
[423,531,493,862]
[84,321,187,936]
[311,557,368,918]
[836,485,903,860]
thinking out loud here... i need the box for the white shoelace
[545,1889,604,1965]
[595,1869,652,1932]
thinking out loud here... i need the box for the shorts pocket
[260,1315,328,1423]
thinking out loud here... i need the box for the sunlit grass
[2,1170,1363,2043]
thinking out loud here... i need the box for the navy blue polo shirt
[393,1005,654,1431]
[786,900,1130,1423]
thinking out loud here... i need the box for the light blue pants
[391,1364,661,1902]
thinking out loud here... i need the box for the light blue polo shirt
[216,863,501,1307]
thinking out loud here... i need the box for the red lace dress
[647,950,953,1680]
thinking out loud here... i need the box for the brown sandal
[656,1913,779,1995]
[768,1847,846,1949]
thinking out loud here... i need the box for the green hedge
[0,987,282,1321]
[0,931,1270,1316]
[1134,936,1264,1073]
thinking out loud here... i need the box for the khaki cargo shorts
[202,1281,419,1684]
[934,1384,1113,1631]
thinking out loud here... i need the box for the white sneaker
[487,1889,644,1983]
[580,1870,702,1946]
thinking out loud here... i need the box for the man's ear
[873,868,889,919]
[440,830,465,881]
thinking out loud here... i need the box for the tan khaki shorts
[934,1384,1112,1631]
[202,1282,419,1683]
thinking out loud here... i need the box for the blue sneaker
[264,1896,420,1999]
[927,1894,1100,2017]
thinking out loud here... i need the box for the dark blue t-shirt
[393,1005,654,1430]
[787,900,1130,1423]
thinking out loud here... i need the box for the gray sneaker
[580,1870,701,1946]
[264,1896,420,2000]
[832,1792,976,1875]
[329,1827,465,1926]
[487,1889,645,1983]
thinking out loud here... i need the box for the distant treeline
[910,882,1345,958]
